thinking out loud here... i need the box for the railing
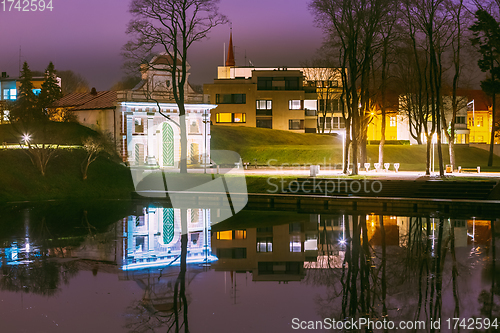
[116,90,204,103]
[305,109,317,117]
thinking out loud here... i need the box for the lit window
[3,89,9,100]
[216,113,245,123]
[9,89,16,100]
[477,116,483,127]
[256,100,272,110]
[390,116,396,127]
[216,231,232,240]
[189,119,200,134]
[289,100,302,110]
[32,89,41,96]
[234,230,247,239]
[216,113,233,123]
[257,237,273,252]
[3,110,9,122]
[233,113,245,123]
[134,118,144,133]
[290,236,302,252]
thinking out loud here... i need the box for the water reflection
[0,202,499,332]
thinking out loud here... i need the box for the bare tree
[81,137,106,180]
[124,0,227,173]
[441,0,471,170]
[21,137,59,177]
[310,0,393,175]
[302,61,343,134]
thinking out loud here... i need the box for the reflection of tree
[0,259,80,296]
[477,220,500,325]
[125,209,191,333]
[308,214,482,329]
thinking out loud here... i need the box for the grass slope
[0,122,100,145]
[0,149,134,202]
[211,125,500,171]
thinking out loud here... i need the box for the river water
[0,200,498,332]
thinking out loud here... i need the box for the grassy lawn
[0,149,134,202]
[211,125,500,171]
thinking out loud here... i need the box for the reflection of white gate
[162,208,174,244]
[162,122,174,167]
[135,143,144,165]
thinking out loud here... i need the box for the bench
[458,166,480,173]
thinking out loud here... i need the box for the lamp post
[340,130,346,173]
[432,133,437,174]
[22,133,31,146]
[467,100,475,143]
[202,109,210,174]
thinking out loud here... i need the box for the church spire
[225,28,235,67]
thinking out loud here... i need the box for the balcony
[305,109,317,117]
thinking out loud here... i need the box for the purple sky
[0,0,324,90]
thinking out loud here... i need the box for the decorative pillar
[126,114,135,165]
[146,113,157,165]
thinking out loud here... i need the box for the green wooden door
[162,122,174,166]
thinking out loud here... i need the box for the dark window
[286,262,301,274]
[456,116,466,124]
[285,77,300,90]
[257,77,273,90]
[289,119,304,130]
[332,116,345,129]
[216,94,246,104]
[257,119,272,129]
[332,99,340,112]
[257,227,273,233]
[319,117,332,129]
[289,222,302,233]
[217,248,247,259]
[258,262,274,274]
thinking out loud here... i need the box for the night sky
[0,0,324,90]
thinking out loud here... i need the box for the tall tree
[442,0,469,171]
[124,0,226,173]
[310,0,391,175]
[38,62,63,117]
[57,70,89,95]
[10,62,39,123]
[470,8,500,167]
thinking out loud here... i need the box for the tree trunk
[179,112,188,173]
[379,111,386,166]
[488,93,496,166]
[426,136,431,175]
[344,125,351,174]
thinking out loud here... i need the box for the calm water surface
[0,201,498,332]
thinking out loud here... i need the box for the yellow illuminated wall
[367,114,399,141]
[468,110,494,144]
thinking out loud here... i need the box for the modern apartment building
[204,34,344,133]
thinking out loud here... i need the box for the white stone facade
[117,101,215,168]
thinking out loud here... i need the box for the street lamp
[467,100,475,143]
[202,109,210,174]
[22,133,31,145]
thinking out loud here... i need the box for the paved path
[238,168,500,180]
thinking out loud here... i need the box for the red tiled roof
[51,91,117,110]
[455,89,492,111]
